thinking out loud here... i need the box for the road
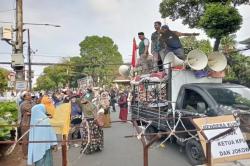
[53,107,250,166]
[53,109,192,166]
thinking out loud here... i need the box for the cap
[161,25,169,30]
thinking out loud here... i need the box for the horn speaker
[208,52,227,72]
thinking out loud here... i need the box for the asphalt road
[53,109,192,166]
[53,106,250,166]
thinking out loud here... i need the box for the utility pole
[16,0,23,54]
[12,0,26,91]
[27,29,32,91]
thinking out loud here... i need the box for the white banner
[202,121,250,158]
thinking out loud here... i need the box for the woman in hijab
[28,104,57,166]
[41,95,56,117]
[118,90,128,121]
[100,90,111,128]
[80,92,104,154]
[19,91,35,159]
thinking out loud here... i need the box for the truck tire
[185,139,205,166]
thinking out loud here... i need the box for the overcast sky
[0,0,250,82]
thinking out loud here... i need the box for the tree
[43,65,69,88]
[35,64,69,90]
[220,34,237,53]
[198,4,242,51]
[35,36,123,89]
[35,75,56,91]
[0,68,8,94]
[180,36,213,55]
[159,0,247,50]
[78,36,123,86]
[220,35,250,87]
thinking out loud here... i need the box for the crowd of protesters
[16,85,131,166]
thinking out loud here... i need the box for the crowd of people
[137,21,199,73]
[16,86,132,166]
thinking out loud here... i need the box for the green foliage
[221,35,250,87]
[35,75,57,91]
[43,65,69,87]
[0,68,8,93]
[159,0,246,50]
[198,4,242,39]
[35,61,70,90]
[220,34,237,52]
[225,53,250,87]
[78,36,123,86]
[0,102,18,140]
[180,36,213,55]
[35,35,123,90]
[159,0,203,28]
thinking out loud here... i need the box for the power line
[0,9,15,13]
[0,61,130,66]
[23,22,61,27]
[0,52,73,58]
[0,21,61,27]
[0,21,14,24]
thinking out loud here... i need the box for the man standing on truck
[151,21,162,72]
[159,25,199,62]
[137,32,150,73]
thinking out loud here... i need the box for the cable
[5,117,49,156]
[0,9,15,13]
[0,21,14,24]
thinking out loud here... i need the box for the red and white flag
[131,38,137,68]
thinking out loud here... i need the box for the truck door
[182,88,208,114]
[176,88,211,137]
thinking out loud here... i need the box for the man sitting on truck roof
[159,25,199,63]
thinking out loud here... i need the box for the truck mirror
[197,102,206,114]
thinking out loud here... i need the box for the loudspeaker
[186,49,208,70]
[119,65,130,77]
[208,52,227,72]
[163,52,184,70]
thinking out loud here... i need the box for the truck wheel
[185,139,205,166]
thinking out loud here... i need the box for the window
[182,89,208,113]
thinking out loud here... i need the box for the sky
[0,0,250,84]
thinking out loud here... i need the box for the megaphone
[163,52,184,69]
[186,49,208,70]
[208,52,227,72]
[163,49,208,71]
[119,65,130,77]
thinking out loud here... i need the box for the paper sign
[202,121,250,158]
[16,81,27,90]
[193,115,250,163]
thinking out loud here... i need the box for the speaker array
[163,49,227,72]
[119,49,227,77]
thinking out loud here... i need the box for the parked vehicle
[131,70,250,165]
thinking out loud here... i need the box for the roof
[239,38,250,45]
[183,83,247,89]
[113,75,130,83]
[239,38,250,48]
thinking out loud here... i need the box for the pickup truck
[131,72,250,165]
